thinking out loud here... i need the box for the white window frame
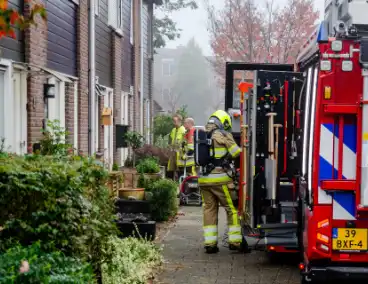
[162,59,173,76]
[95,0,99,16]
[103,87,114,170]
[73,81,79,150]
[0,59,12,151]
[121,91,129,165]
[95,93,100,154]
[108,0,123,36]
[130,0,134,44]
[46,77,66,130]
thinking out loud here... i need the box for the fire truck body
[296,21,368,284]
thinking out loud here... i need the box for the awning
[12,61,77,83]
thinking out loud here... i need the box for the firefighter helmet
[208,110,232,131]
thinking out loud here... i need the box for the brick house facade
[0,0,158,167]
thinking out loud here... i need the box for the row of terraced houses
[0,0,161,169]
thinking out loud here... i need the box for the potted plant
[136,157,161,181]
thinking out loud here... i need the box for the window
[0,69,5,140]
[130,1,134,44]
[46,77,66,130]
[162,59,173,76]
[162,88,171,100]
[95,0,99,16]
[108,0,123,35]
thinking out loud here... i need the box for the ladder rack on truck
[225,63,304,254]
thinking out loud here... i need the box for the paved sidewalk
[155,206,300,284]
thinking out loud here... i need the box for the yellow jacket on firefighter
[198,110,242,254]
[167,125,186,171]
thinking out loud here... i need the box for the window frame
[108,0,123,36]
[162,59,173,77]
[161,87,172,101]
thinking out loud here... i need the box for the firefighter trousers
[201,184,242,247]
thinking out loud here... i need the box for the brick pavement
[155,206,300,284]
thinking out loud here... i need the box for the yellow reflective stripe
[228,226,241,233]
[187,143,194,150]
[198,173,232,184]
[222,184,239,226]
[228,144,241,157]
[228,235,242,243]
[204,236,217,244]
[204,226,217,233]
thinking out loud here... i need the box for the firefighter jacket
[182,127,195,167]
[168,125,186,171]
[198,123,241,186]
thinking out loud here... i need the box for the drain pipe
[89,0,96,154]
[140,0,144,135]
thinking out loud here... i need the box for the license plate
[332,228,367,251]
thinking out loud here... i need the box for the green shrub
[0,154,118,278]
[146,179,178,221]
[101,236,162,284]
[136,157,160,174]
[39,120,72,156]
[0,242,95,283]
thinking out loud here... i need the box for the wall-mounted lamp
[44,84,56,99]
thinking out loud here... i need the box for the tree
[153,0,198,49]
[205,0,319,77]
[172,38,212,124]
[0,0,46,39]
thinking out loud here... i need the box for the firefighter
[167,113,186,180]
[182,117,196,176]
[199,110,242,254]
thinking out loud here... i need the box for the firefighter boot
[205,246,219,254]
[228,243,241,251]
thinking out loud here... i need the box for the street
[155,206,300,284]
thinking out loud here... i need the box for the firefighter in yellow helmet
[167,113,186,180]
[199,110,242,254]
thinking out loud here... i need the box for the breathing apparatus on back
[194,110,237,179]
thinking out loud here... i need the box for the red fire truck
[223,1,368,282]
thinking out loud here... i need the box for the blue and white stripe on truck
[318,123,357,220]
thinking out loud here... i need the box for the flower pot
[122,168,138,188]
[119,188,145,200]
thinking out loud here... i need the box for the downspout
[89,0,96,154]
[140,0,144,135]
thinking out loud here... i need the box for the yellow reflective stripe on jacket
[198,172,232,184]
[187,143,194,151]
[210,147,227,158]
[228,144,241,158]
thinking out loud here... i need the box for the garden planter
[122,168,139,188]
[106,171,124,197]
[116,220,156,240]
[115,198,151,214]
[119,188,145,200]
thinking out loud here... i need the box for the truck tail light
[317,219,329,228]
[317,242,330,253]
[317,233,329,244]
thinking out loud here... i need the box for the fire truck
[225,0,368,282]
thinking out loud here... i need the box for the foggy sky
[165,0,325,56]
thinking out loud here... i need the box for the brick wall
[65,82,75,145]
[112,33,122,164]
[77,0,89,154]
[24,0,47,145]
